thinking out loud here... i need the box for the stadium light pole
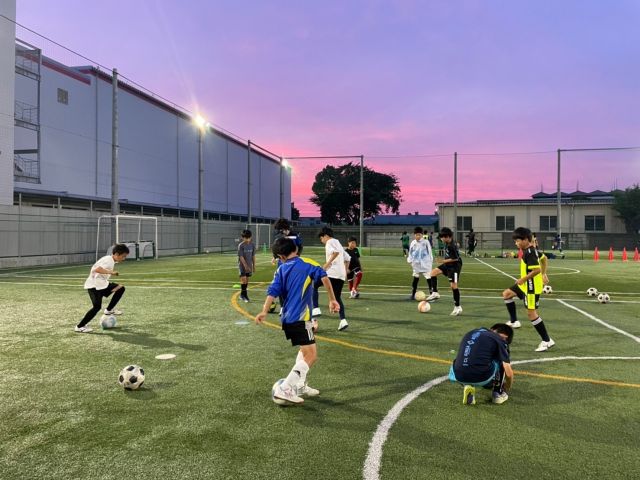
[194,114,207,254]
[111,68,119,245]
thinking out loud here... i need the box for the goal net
[96,215,158,261]
[246,223,272,252]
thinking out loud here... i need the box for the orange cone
[593,247,599,261]
[622,247,628,261]
[634,248,639,262]
[608,247,614,261]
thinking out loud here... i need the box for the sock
[411,277,419,295]
[426,277,433,293]
[284,356,309,390]
[241,284,247,296]
[531,316,551,342]
[353,271,363,291]
[431,276,438,292]
[106,287,125,311]
[504,299,517,322]
[452,288,460,307]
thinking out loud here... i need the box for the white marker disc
[155,353,176,360]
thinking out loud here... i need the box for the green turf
[1,252,639,479]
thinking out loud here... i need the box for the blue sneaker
[463,385,476,405]
[492,391,509,404]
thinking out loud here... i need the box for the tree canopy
[613,185,640,233]
[310,163,401,224]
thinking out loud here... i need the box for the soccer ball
[271,378,288,406]
[414,291,427,301]
[542,285,553,294]
[118,365,145,390]
[597,293,610,304]
[418,300,431,313]
[587,287,598,297]
[100,314,117,329]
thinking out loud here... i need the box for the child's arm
[539,255,549,284]
[94,266,118,276]
[255,295,276,324]
[323,251,339,270]
[239,256,251,272]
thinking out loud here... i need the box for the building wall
[0,1,16,205]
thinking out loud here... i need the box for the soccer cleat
[492,391,509,404]
[463,385,476,405]
[297,384,320,397]
[407,294,415,301]
[426,292,441,302]
[534,338,556,352]
[338,319,349,331]
[312,307,322,317]
[104,308,123,315]
[349,290,357,299]
[240,295,250,303]
[450,306,463,316]
[273,384,304,404]
[506,320,522,329]
[354,291,360,299]
[74,326,93,333]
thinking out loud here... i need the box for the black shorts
[238,268,252,278]
[437,264,462,283]
[509,285,539,310]
[283,321,316,346]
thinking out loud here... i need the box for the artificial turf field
[1,248,639,480]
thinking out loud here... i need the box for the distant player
[345,236,363,298]
[238,229,256,303]
[255,237,340,405]
[466,229,477,256]
[407,226,433,300]
[273,218,303,255]
[319,226,350,331]
[426,227,463,316]
[449,323,514,405]
[75,243,129,333]
[401,231,410,257]
[503,227,555,352]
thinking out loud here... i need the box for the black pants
[78,283,125,327]
[329,277,345,319]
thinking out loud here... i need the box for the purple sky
[16,0,640,216]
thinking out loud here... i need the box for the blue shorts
[449,361,499,387]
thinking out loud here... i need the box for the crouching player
[255,238,340,404]
[449,323,514,405]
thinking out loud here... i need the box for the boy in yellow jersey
[502,227,555,352]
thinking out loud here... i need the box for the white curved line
[556,299,640,343]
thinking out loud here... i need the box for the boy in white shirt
[407,226,433,300]
[75,244,129,333]
[318,227,350,331]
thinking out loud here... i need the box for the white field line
[556,299,640,343]
[473,257,517,280]
[363,355,640,480]
[0,281,242,291]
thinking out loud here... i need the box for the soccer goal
[246,223,272,252]
[96,215,158,261]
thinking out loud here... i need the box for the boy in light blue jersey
[256,238,339,405]
[407,226,433,300]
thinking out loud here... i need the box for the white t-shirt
[84,255,116,290]
[324,238,349,281]
[407,238,433,273]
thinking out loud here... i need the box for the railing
[14,100,39,127]
[14,154,40,183]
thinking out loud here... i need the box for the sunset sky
[15,0,640,216]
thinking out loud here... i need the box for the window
[57,88,68,105]
[585,215,605,231]
[496,216,515,231]
[539,215,557,231]
[456,216,472,231]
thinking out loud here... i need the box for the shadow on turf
[102,328,207,352]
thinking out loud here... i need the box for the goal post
[96,215,158,261]
[246,223,272,253]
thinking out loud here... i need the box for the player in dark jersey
[502,227,555,352]
[426,227,463,316]
[449,323,514,405]
[345,236,363,298]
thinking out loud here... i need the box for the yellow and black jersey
[519,247,542,294]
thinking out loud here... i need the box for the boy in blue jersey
[255,238,340,405]
[449,323,514,405]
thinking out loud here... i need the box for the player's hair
[512,227,532,241]
[347,236,357,243]
[272,237,297,257]
[490,323,514,345]
[439,227,453,238]
[112,243,130,255]
[318,226,334,238]
[241,229,252,238]
[414,226,424,234]
[273,218,291,232]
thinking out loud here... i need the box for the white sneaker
[450,306,462,316]
[104,308,123,315]
[535,339,556,352]
[492,391,509,404]
[312,307,322,317]
[506,320,522,329]
[297,384,320,397]
[426,292,441,301]
[273,384,304,404]
[350,290,357,299]
[338,319,349,331]
[74,326,93,333]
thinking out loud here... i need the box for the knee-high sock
[431,276,438,292]
[284,355,309,389]
[531,316,550,342]
[452,288,460,307]
[426,277,433,293]
[412,277,419,294]
[504,298,517,322]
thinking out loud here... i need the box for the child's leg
[240,275,248,299]
[330,278,346,319]
[78,289,103,328]
[423,272,432,292]
[313,278,323,309]
[430,269,440,292]
[502,289,518,322]
[284,344,316,388]
[451,282,460,307]
[353,271,363,291]
[105,285,125,312]
[411,276,420,295]
[528,308,551,342]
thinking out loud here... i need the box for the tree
[310,163,401,224]
[291,203,300,221]
[613,185,640,233]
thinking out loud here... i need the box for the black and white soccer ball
[118,365,145,390]
[587,287,598,297]
[542,285,553,294]
[597,293,610,304]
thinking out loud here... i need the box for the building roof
[364,214,438,226]
[437,190,618,207]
